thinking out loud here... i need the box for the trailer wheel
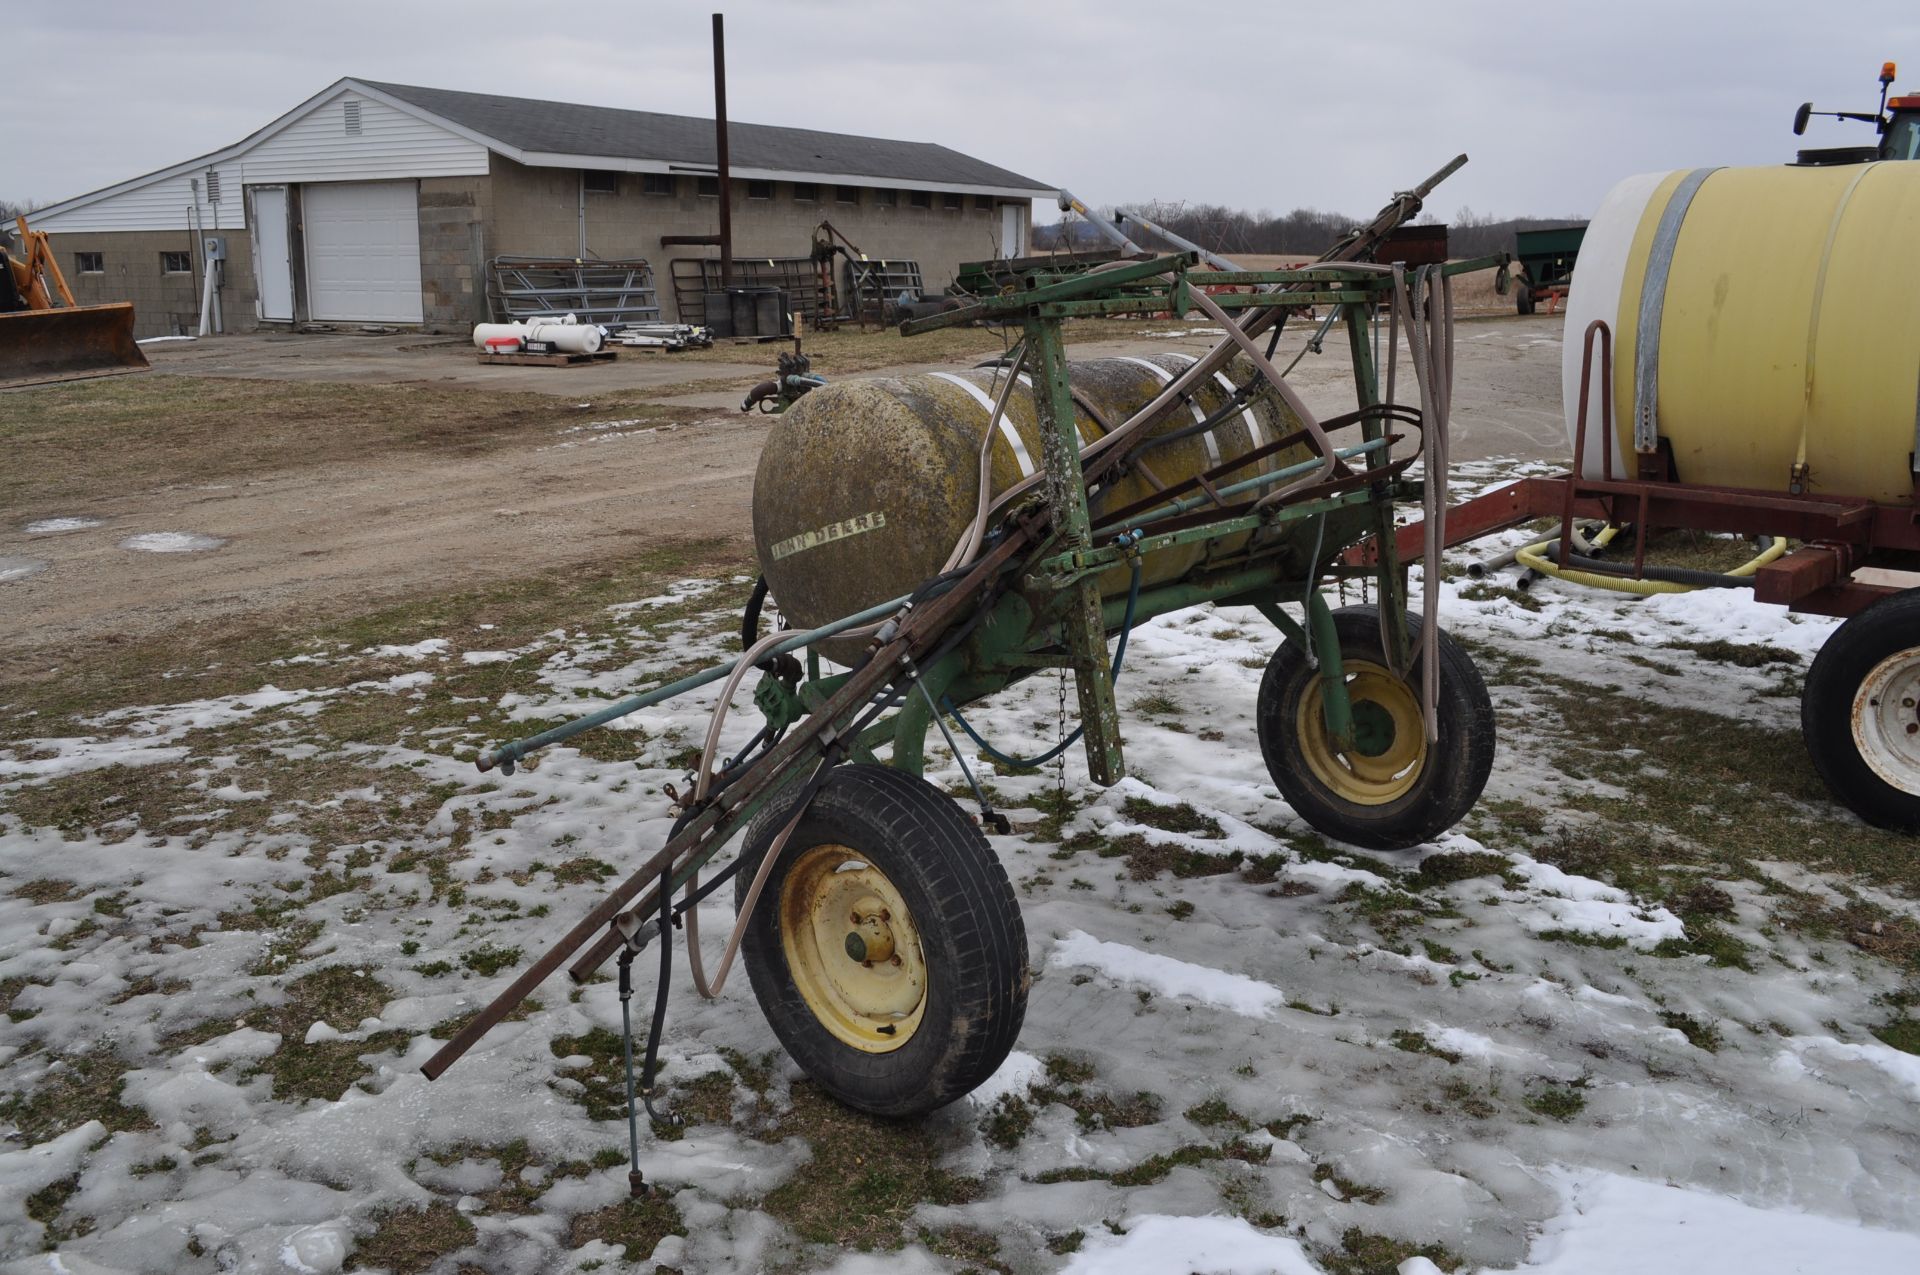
[735,764,1028,1116]
[1257,606,1495,850]
[1515,283,1536,315]
[1802,588,1920,832]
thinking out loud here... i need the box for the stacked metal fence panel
[842,258,925,323]
[487,257,662,325]
[669,257,831,326]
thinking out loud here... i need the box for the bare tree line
[1038,202,1585,259]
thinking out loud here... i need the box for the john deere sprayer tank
[1564,161,1920,504]
[753,354,1309,655]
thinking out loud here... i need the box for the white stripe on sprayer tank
[1210,369,1268,449]
[931,372,1035,477]
[1116,356,1222,467]
[1012,373,1097,444]
[1561,170,1668,481]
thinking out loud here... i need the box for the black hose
[639,865,674,1124]
[1539,539,1776,590]
[741,576,769,650]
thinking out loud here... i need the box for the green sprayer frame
[421,158,1504,1083]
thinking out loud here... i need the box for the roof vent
[344,100,363,136]
[206,170,222,204]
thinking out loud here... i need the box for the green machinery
[421,158,1507,1173]
[1513,225,1585,315]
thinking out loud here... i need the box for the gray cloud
[7,0,1916,223]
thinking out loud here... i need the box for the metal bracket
[1026,316,1125,785]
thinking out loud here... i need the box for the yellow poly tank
[1563,161,1920,505]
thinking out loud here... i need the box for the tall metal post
[1344,302,1412,672]
[712,12,733,288]
[1024,317,1124,784]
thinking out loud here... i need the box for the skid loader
[1,216,149,389]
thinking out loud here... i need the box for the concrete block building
[30,78,1053,337]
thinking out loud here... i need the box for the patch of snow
[0,556,50,582]
[1060,1215,1321,1274]
[1774,1035,1920,1103]
[24,517,104,535]
[363,638,450,659]
[1050,930,1286,1018]
[136,335,196,345]
[119,531,226,553]
[460,650,515,665]
[966,1050,1046,1109]
[1505,1167,1920,1273]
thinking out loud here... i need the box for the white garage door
[303,181,423,323]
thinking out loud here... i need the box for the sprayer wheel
[735,764,1028,1117]
[1802,587,1920,832]
[1257,606,1495,850]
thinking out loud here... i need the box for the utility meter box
[203,236,227,262]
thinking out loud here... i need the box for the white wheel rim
[1854,644,1920,796]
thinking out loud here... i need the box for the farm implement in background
[0,216,150,390]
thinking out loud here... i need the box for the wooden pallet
[475,350,619,367]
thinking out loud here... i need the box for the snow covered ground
[3,464,1917,1273]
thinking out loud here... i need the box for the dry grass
[0,375,705,510]
[346,1201,475,1274]
[0,1045,155,1146]
[566,1193,687,1261]
[756,1082,980,1251]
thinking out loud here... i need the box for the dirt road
[0,316,1569,657]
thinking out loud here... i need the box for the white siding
[32,87,488,234]
[238,91,487,185]
[33,166,248,234]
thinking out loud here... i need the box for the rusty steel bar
[423,524,1037,1079]
[1561,319,1614,575]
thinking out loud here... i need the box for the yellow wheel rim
[778,843,927,1053]
[1295,659,1428,806]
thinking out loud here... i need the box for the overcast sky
[6,0,1916,223]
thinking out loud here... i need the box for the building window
[942,191,962,211]
[642,173,674,196]
[792,182,819,203]
[836,185,860,204]
[746,179,773,200]
[975,195,995,212]
[583,169,620,195]
[874,188,897,208]
[74,251,104,274]
[909,190,932,209]
[697,176,719,197]
[161,251,192,274]
[343,99,363,135]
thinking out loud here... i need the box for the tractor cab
[1793,61,1918,163]
[1884,96,1920,161]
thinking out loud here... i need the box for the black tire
[735,764,1029,1116]
[1516,284,1536,316]
[1257,606,1495,850]
[1802,588,1920,832]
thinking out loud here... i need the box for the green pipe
[477,591,912,773]
[1304,589,1353,751]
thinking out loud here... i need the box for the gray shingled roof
[360,80,1050,192]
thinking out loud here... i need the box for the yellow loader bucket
[0,302,151,390]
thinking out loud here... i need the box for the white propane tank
[471,315,604,355]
